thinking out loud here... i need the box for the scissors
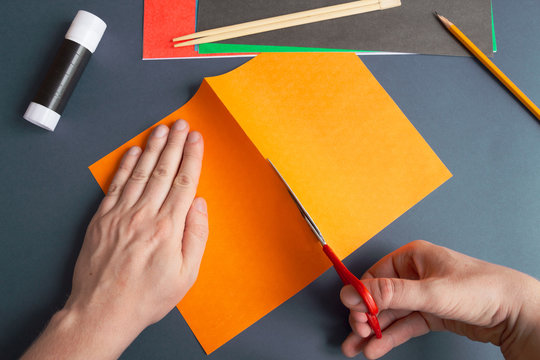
[269,160,382,338]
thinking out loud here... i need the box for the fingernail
[152,125,168,138]
[187,131,201,143]
[194,198,207,214]
[342,286,362,306]
[172,119,187,131]
[128,146,141,155]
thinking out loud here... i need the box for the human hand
[340,240,540,360]
[22,119,208,360]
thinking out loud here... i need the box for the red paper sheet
[143,0,254,59]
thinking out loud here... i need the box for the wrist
[22,304,141,360]
[62,299,143,356]
[499,273,540,360]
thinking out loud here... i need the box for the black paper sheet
[196,0,493,56]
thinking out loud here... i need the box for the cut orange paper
[89,53,452,354]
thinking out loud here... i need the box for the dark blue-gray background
[1,1,538,359]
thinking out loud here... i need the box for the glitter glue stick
[23,10,106,131]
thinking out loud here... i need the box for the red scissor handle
[322,244,382,338]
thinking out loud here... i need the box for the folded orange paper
[89,53,451,354]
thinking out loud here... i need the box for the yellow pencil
[435,12,540,123]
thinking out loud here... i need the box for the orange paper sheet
[89,53,451,354]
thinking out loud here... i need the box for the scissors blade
[267,160,327,246]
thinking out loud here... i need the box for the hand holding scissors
[269,161,382,338]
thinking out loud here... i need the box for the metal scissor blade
[267,159,327,246]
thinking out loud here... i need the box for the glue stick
[23,10,106,131]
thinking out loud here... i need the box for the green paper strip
[199,43,364,54]
[491,0,497,52]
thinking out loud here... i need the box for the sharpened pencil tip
[434,11,453,28]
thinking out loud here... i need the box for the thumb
[181,197,209,280]
[340,278,438,314]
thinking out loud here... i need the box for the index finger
[361,240,435,281]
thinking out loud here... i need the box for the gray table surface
[1,1,539,359]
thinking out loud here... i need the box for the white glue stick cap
[23,102,61,131]
[65,10,107,53]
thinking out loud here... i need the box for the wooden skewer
[435,12,540,123]
[173,0,401,47]
[174,0,380,42]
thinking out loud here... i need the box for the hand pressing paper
[89,53,451,354]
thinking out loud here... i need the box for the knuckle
[152,164,170,179]
[173,173,194,188]
[145,140,163,153]
[187,223,209,240]
[131,168,149,182]
[182,152,203,164]
[153,218,174,240]
[107,183,120,196]
[102,212,118,227]
[118,159,135,172]
[378,278,397,307]
[409,239,430,249]
[110,214,122,229]
[165,137,185,147]
[128,208,148,229]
